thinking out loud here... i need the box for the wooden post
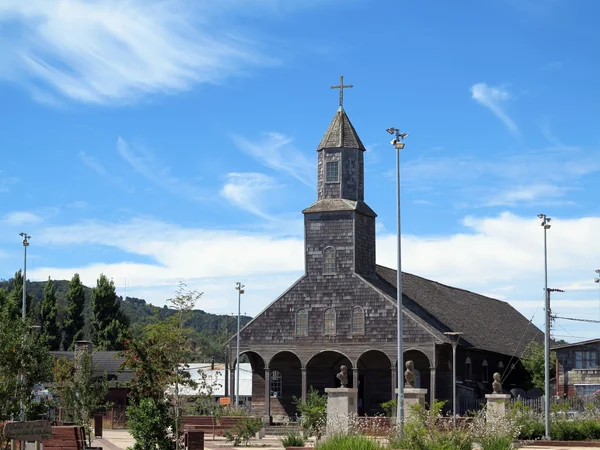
[35,440,41,450]
[10,440,16,450]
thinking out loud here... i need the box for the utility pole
[235,282,245,407]
[537,214,551,440]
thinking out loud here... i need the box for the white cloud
[485,183,571,207]
[1,211,43,226]
[233,132,315,187]
[220,172,280,219]
[80,151,109,177]
[0,0,273,104]
[471,83,519,134]
[0,171,19,192]
[116,137,205,199]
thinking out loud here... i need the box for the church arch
[323,246,336,274]
[465,357,473,381]
[231,351,265,411]
[324,308,336,335]
[352,306,365,335]
[357,350,392,415]
[306,350,353,394]
[295,308,308,336]
[269,351,302,418]
[399,350,431,396]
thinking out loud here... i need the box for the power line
[553,315,600,324]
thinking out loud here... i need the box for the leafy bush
[280,431,305,447]
[316,434,385,450]
[127,398,175,450]
[380,399,397,418]
[293,387,327,439]
[551,419,600,441]
[223,417,263,446]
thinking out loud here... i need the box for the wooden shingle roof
[317,106,366,151]
[374,265,543,357]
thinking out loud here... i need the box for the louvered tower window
[324,308,336,335]
[296,308,308,336]
[324,246,336,274]
[352,306,365,335]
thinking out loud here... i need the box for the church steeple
[302,78,377,278]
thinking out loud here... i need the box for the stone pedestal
[485,394,511,422]
[396,388,428,422]
[325,388,358,434]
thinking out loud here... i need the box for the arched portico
[397,350,432,401]
[357,350,392,415]
[268,351,302,421]
[231,351,266,416]
[306,350,353,394]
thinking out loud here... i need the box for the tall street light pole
[235,282,245,408]
[444,332,463,429]
[19,233,31,321]
[594,269,600,319]
[538,213,551,440]
[387,127,408,425]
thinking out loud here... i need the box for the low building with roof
[553,338,600,398]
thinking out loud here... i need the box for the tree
[521,341,556,390]
[0,311,52,421]
[4,270,32,321]
[40,277,61,350]
[91,274,130,351]
[63,273,86,350]
[53,352,109,446]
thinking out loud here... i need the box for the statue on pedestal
[404,360,415,388]
[492,372,502,394]
[336,365,348,388]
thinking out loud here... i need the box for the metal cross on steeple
[330,75,353,107]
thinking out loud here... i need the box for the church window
[296,309,308,336]
[324,308,336,335]
[352,306,365,335]
[498,361,505,374]
[482,359,489,382]
[324,246,336,274]
[465,357,472,381]
[326,161,339,183]
[270,370,282,397]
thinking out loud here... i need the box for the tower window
[324,246,336,274]
[498,361,505,374]
[324,308,336,335]
[270,370,282,397]
[326,161,339,183]
[296,308,308,336]
[352,306,365,335]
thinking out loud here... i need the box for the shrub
[380,399,397,418]
[293,387,327,440]
[126,397,175,450]
[280,431,305,447]
[224,417,263,446]
[316,434,385,450]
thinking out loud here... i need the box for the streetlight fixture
[235,282,245,408]
[19,233,31,321]
[387,127,408,424]
[538,214,551,440]
[444,331,463,429]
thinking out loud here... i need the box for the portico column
[430,343,437,407]
[352,368,359,388]
[230,364,235,404]
[264,368,271,425]
[391,366,397,416]
[301,367,307,402]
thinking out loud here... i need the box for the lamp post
[444,332,463,429]
[387,127,408,424]
[595,269,600,319]
[19,233,31,321]
[538,213,551,440]
[235,282,245,408]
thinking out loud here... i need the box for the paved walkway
[91,430,598,450]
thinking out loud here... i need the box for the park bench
[42,426,85,450]
[182,416,216,439]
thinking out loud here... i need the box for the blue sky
[1,0,599,343]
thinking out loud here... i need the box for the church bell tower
[302,78,377,279]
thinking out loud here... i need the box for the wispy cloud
[116,137,205,200]
[0,0,273,104]
[1,211,43,226]
[471,83,519,134]
[80,150,130,190]
[233,132,314,187]
[0,171,19,192]
[220,172,279,219]
[485,183,571,207]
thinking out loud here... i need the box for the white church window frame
[325,161,339,183]
[498,361,505,374]
[270,370,282,397]
[351,306,365,335]
[296,308,308,336]
[482,359,489,382]
[324,246,336,275]
[324,308,336,336]
[465,357,473,381]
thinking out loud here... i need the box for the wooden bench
[42,426,85,450]
[182,416,216,439]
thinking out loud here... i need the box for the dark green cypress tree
[40,277,61,350]
[5,270,31,321]
[63,273,86,350]
[91,274,130,351]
